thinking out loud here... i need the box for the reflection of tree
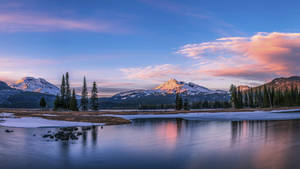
[82,130,87,146]
[231,120,270,145]
[176,118,183,137]
[92,126,98,146]
[59,141,70,167]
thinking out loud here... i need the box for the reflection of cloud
[155,121,178,150]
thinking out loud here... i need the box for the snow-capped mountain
[155,78,213,94]
[9,77,60,96]
[112,78,227,100]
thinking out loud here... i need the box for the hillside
[0,81,56,108]
[238,76,300,91]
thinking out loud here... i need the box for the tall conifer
[70,89,78,111]
[81,76,88,111]
[65,72,71,109]
[60,75,66,108]
[90,81,99,111]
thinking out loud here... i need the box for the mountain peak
[155,78,181,91]
[9,77,59,95]
[154,79,214,94]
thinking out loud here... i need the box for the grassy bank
[1,107,300,125]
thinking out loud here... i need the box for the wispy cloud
[178,32,300,81]
[0,12,119,32]
[120,64,184,80]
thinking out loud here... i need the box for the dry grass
[1,106,300,125]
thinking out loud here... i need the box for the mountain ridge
[8,77,60,96]
[237,76,300,91]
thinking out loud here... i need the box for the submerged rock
[5,129,13,133]
[42,126,99,141]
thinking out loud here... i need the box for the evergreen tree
[60,75,66,108]
[40,97,46,109]
[249,88,254,108]
[65,72,71,109]
[54,95,60,110]
[81,76,88,111]
[230,85,238,108]
[236,89,243,108]
[70,89,79,111]
[90,81,99,111]
[183,99,189,110]
[244,92,249,107]
[263,85,270,108]
[203,100,209,108]
[296,85,300,105]
[270,87,275,107]
[175,93,183,110]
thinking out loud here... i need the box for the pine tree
[175,93,183,110]
[249,88,254,108]
[263,85,270,108]
[40,97,46,109]
[54,95,60,110]
[244,92,249,107]
[175,93,180,110]
[65,72,71,109]
[230,85,239,108]
[90,81,99,111]
[81,76,88,111]
[183,99,189,110]
[60,75,66,108]
[70,89,79,111]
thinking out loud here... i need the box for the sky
[1,0,300,92]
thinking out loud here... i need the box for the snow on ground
[0,116,104,128]
[0,112,15,118]
[103,109,300,121]
[42,114,59,117]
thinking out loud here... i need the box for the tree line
[230,84,300,109]
[53,72,99,111]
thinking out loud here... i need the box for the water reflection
[2,119,300,169]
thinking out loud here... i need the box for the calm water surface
[1,118,300,169]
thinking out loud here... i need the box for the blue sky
[1,0,300,92]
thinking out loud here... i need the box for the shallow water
[1,118,300,169]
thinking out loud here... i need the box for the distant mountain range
[8,77,60,95]
[0,77,230,108]
[0,80,55,108]
[100,79,230,108]
[237,76,300,91]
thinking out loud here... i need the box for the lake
[1,118,300,169]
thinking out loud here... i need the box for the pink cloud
[178,32,300,80]
[120,64,196,81]
[0,13,116,32]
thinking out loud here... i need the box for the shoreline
[1,107,300,126]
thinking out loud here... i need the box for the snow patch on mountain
[112,78,227,100]
[9,77,59,96]
[155,78,212,94]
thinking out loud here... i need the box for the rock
[5,129,13,133]
[82,126,92,131]
[70,134,78,140]
[76,132,83,136]
[60,127,78,132]
[43,134,52,138]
